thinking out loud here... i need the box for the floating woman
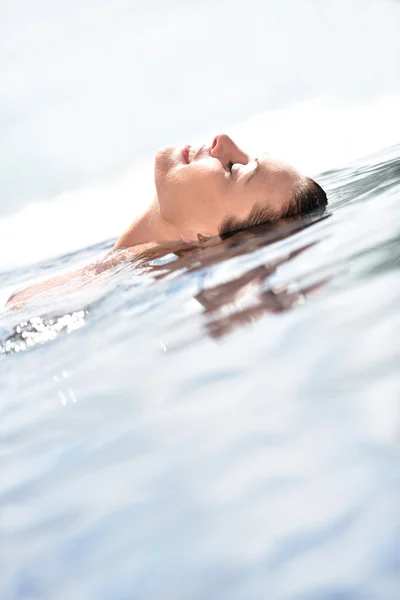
[6,134,327,309]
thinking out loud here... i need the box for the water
[1,1,400,598]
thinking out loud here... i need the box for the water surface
[1,144,400,599]
[1,0,400,598]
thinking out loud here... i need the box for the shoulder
[91,242,161,274]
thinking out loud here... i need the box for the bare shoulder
[5,242,160,309]
[96,242,160,272]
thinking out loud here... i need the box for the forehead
[248,154,301,196]
[235,154,301,216]
[257,154,300,177]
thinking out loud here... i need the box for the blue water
[1,1,400,599]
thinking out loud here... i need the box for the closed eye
[226,161,234,174]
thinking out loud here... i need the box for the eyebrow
[244,158,259,185]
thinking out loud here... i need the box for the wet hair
[293,177,328,216]
[219,176,327,239]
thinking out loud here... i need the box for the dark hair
[293,177,328,216]
[219,176,327,239]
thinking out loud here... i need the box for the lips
[183,145,191,164]
[183,145,201,164]
[183,144,211,164]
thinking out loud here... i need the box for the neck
[113,197,181,250]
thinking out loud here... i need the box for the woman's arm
[6,266,93,309]
[5,242,162,310]
[6,252,122,309]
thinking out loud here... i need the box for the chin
[156,148,186,197]
[155,145,175,162]
[156,145,186,170]
[154,147,175,197]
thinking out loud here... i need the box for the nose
[210,134,249,165]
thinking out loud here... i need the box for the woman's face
[154,134,302,239]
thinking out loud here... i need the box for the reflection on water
[197,245,327,339]
[1,216,327,355]
[0,310,87,356]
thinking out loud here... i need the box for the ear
[197,233,208,243]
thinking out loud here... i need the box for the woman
[6,134,327,308]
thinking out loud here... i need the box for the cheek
[156,160,229,230]
[178,168,227,219]
[186,163,226,199]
